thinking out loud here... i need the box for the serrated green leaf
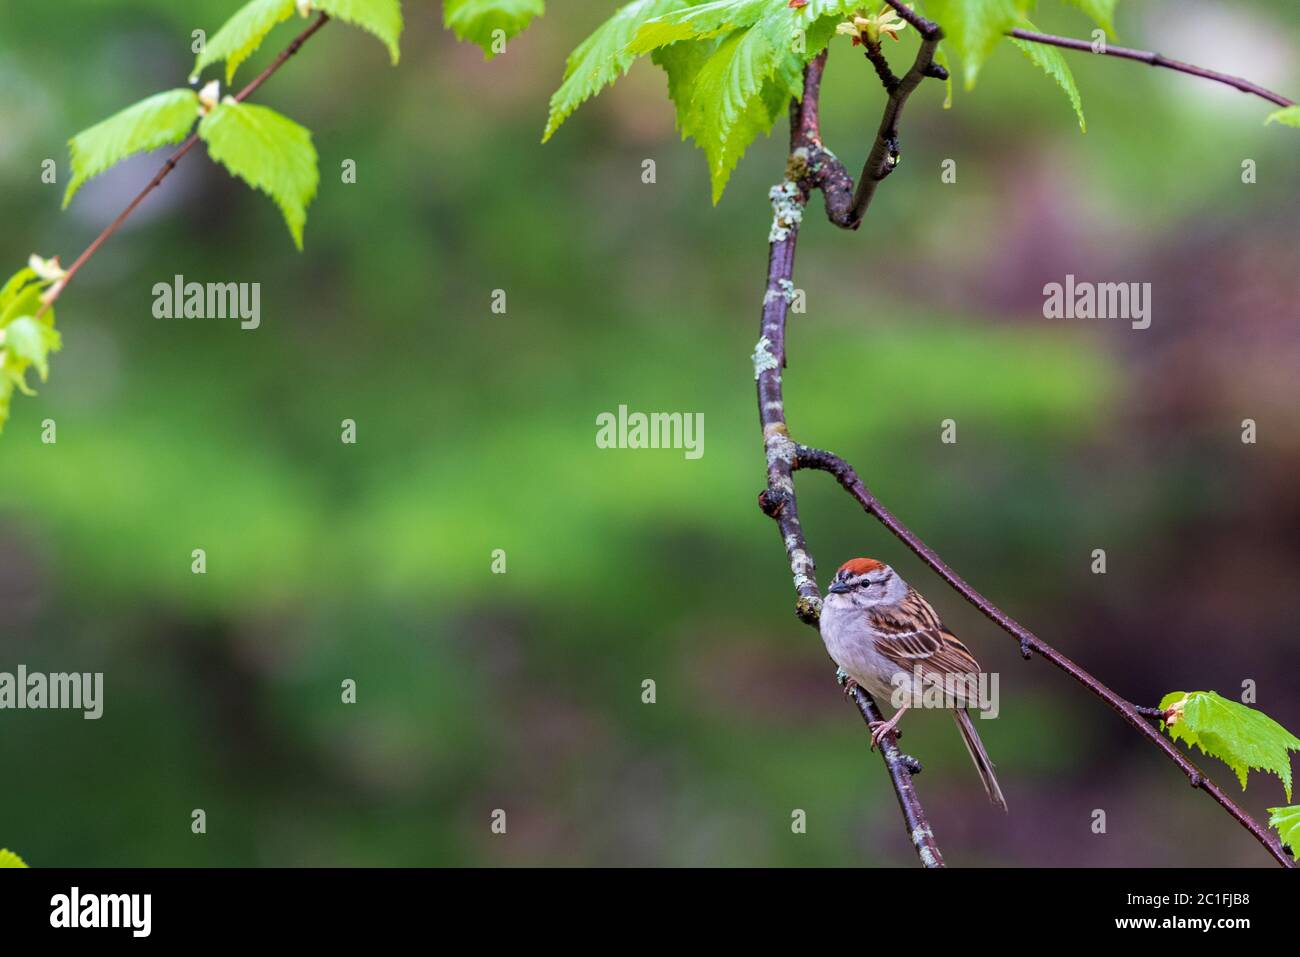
[799,1,857,58]
[1268,805,1300,859]
[663,27,788,204]
[630,1,851,203]
[653,34,719,114]
[1264,105,1300,128]
[193,0,295,85]
[3,317,62,382]
[543,0,694,142]
[0,272,44,328]
[64,89,200,207]
[1012,20,1084,131]
[317,0,403,64]
[541,0,855,198]
[923,0,1032,88]
[629,0,771,51]
[199,100,319,250]
[0,267,60,436]
[1160,690,1300,800]
[0,268,39,309]
[443,0,544,58]
[1063,0,1118,37]
[696,26,779,146]
[0,849,27,868]
[629,0,853,54]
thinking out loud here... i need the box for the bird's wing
[868,589,984,691]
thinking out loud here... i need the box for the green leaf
[1063,0,1118,37]
[654,35,719,114]
[0,849,27,868]
[64,89,200,207]
[1268,805,1300,860]
[316,0,403,64]
[694,25,780,143]
[199,100,320,250]
[0,268,39,307]
[1264,105,1300,128]
[0,266,61,436]
[193,0,295,84]
[628,1,851,203]
[628,0,853,54]
[543,0,851,198]
[923,0,1032,88]
[3,316,62,383]
[932,43,953,109]
[629,0,772,51]
[629,0,852,53]
[1160,690,1300,800]
[654,27,799,204]
[543,0,693,143]
[0,271,44,328]
[1012,20,1085,131]
[443,0,544,58]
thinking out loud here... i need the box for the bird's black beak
[828,581,851,594]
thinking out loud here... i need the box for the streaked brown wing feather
[869,588,983,684]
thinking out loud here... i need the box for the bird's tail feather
[952,708,1008,812]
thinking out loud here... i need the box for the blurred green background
[1,0,1297,866]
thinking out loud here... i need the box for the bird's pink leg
[868,704,910,750]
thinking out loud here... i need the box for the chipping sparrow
[820,557,1007,811]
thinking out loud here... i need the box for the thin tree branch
[791,444,1295,868]
[862,36,902,93]
[35,12,332,319]
[756,47,945,868]
[1009,28,1293,108]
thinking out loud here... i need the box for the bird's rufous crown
[837,557,885,576]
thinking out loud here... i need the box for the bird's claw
[868,715,903,751]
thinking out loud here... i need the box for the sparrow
[820,557,1007,811]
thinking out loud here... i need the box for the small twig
[862,37,901,92]
[1008,28,1293,108]
[847,16,944,225]
[35,12,332,319]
